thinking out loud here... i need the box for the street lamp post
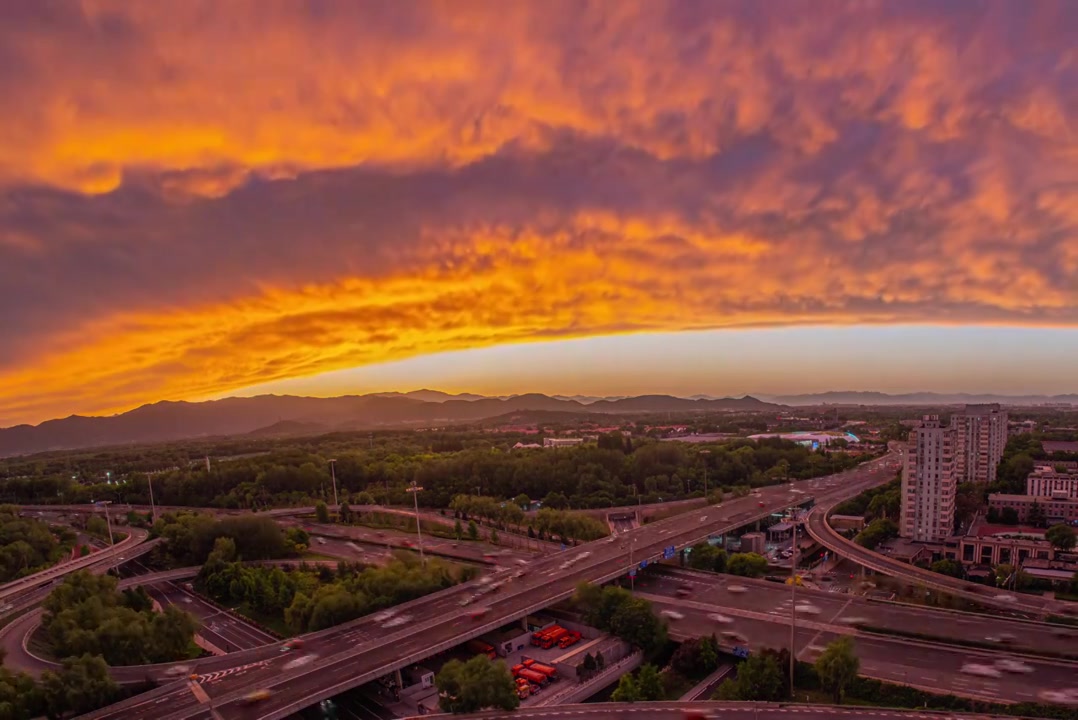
[147,474,157,525]
[628,537,636,591]
[328,459,339,508]
[789,509,798,696]
[700,450,711,500]
[406,482,425,566]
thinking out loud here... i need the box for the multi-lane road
[646,568,1077,656]
[637,571,1078,705]
[82,454,901,720]
[415,703,1036,720]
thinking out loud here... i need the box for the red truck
[515,667,548,686]
[523,659,559,681]
[531,625,564,646]
[557,630,582,649]
[467,639,497,660]
[540,627,568,649]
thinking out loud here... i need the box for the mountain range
[762,391,1078,406]
[0,392,777,457]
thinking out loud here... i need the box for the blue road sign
[639,559,648,569]
[629,568,637,577]
[662,545,676,559]
[733,646,750,659]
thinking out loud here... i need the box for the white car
[993,594,1017,603]
[837,617,869,625]
[995,659,1033,674]
[795,603,822,615]
[284,653,317,670]
[721,631,749,644]
[1038,689,1078,706]
[382,615,409,628]
[726,585,748,594]
[163,665,192,678]
[660,610,684,620]
[707,613,734,624]
[960,663,1002,678]
[372,610,395,622]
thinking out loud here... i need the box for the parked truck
[540,627,568,649]
[514,667,549,687]
[523,659,559,681]
[557,630,582,649]
[531,625,563,646]
[466,639,497,660]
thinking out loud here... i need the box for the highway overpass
[803,489,1078,617]
[81,455,904,719]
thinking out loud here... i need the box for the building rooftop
[1044,440,1078,455]
[971,522,1046,539]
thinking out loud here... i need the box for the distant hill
[0,392,779,456]
[766,391,1078,407]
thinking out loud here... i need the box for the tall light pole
[789,508,798,696]
[628,537,636,591]
[98,500,115,547]
[328,459,339,508]
[406,481,425,566]
[147,475,157,525]
[700,450,711,500]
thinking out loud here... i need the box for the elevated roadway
[413,703,1043,720]
[418,703,1046,720]
[81,455,902,719]
[0,529,153,603]
[638,586,1078,705]
[804,493,1077,617]
[648,567,1076,657]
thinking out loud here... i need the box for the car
[699,516,707,522]
[795,603,821,615]
[707,613,734,624]
[284,653,318,670]
[758,501,766,507]
[514,569,526,578]
[241,689,274,705]
[372,610,396,622]
[721,631,748,644]
[285,638,304,650]
[516,558,528,565]
[726,584,747,594]
[960,663,1001,678]
[994,594,1017,603]
[660,610,684,620]
[458,597,472,607]
[163,664,192,678]
[1038,689,1078,706]
[995,659,1033,674]
[382,615,409,628]
[836,617,869,626]
[470,607,490,620]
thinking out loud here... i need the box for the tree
[815,637,860,703]
[582,652,596,679]
[41,654,118,716]
[594,650,605,670]
[1000,507,1020,525]
[338,502,352,523]
[688,542,727,573]
[1046,523,1077,551]
[610,597,666,652]
[435,656,519,713]
[1027,501,1047,528]
[454,519,463,540]
[930,559,964,579]
[636,664,664,701]
[513,494,531,509]
[726,552,768,578]
[715,654,785,701]
[467,520,479,541]
[854,518,898,550]
[490,529,499,545]
[610,673,639,702]
[315,501,330,524]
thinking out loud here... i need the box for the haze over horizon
[2,1,1076,428]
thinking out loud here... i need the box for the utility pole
[328,459,339,508]
[147,475,157,525]
[700,449,711,500]
[789,509,797,696]
[629,537,635,591]
[407,482,425,566]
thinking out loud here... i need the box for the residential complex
[951,404,1008,483]
[988,462,1078,524]
[1025,462,1078,499]
[901,415,956,542]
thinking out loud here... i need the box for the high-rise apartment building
[952,404,1008,484]
[901,415,956,542]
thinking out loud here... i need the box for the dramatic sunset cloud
[1,0,1076,425]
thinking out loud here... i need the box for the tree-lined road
[80,454,901,720]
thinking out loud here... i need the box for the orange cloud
[0,1,1076,426]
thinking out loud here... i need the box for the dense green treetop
[0,505,75,582]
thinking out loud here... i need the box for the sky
[1,1,1076,428]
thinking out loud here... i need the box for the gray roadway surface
[146,581,277,653]
[78,455,906,720]
[636,573,1078,705]
[415,703,1030,720]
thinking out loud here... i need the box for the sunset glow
[2,1,1076,426]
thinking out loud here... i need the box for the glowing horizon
[1,1,1076,427]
